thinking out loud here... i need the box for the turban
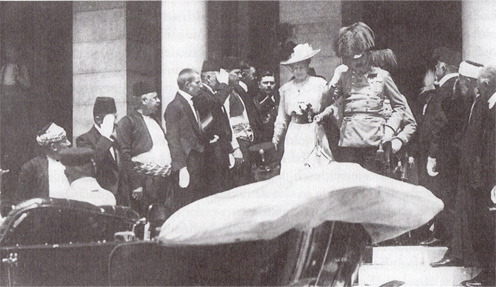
[36,123,67,146]
[459,61,484,79]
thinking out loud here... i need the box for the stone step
[358,264,481,286]
[366,246,448,265]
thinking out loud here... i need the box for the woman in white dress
[272,43,333,175]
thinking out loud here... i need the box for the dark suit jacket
[117,110,162,191]
[76,126,120,194]
[17,155,49,203]
[165,92,206,172]
[195,85,233,156]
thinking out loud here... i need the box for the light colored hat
[36,122,67,146]
[459,61,484,79]
[281,43,320,65]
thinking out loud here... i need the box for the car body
[0,198,368,286]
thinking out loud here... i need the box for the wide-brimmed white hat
[281,43,320,65]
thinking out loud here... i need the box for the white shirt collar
[239,81,248,92]
[488,92,496,109]
[438,73,458,87]
[178,90,194,103]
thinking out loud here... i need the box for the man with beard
[419,47,462,246]
[459,66,496,287]
[431,60,483,267]
[117,81,173,216]
[195,59,241,195]
[222,57,261,186]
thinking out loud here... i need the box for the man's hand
[132,187,143,200]
[427,157,439,177]
[101,114,116,139]
[491,186,496,204]
[218,69,230,85]
[391,138,403,154]
[228,153,235,169]
[233,148,244,166]
[179,167,190,188]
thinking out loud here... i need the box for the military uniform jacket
[334,66,413,147]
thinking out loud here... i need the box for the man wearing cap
[316,22,415,171]
[165,68,207,209]
[117,81,173,216]
[76,97,122,203]
[419,47,462,246]
[60,147,116,206]
[195,59,239,195]
[222,57,261,186]
[16,123,71,207]
[431,60,484,267]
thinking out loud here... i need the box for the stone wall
[73,1,127,141]
[278,1,342,85]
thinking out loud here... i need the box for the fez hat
[93,97,116,117]
[222,56,241,71]
[433,47,462,67]
[459,60,484,79]
[280,43,320,65]
[201,59,221,73]
[133,81,155,97]
[36,122,67,146]
[59,147,94,167]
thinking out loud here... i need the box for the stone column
[161,0,207,118]
[462,0,496,65]
[73,2,127,141]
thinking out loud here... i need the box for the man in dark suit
[117,81,174,216]
[16,123,71,208]
[420,47,462,246]
[76,97,123,203]
[165,68,207,210]
[195,59,239,195]
[460,66,496,287]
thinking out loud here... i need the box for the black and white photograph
[0,0,495,286]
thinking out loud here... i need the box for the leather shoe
[461,271,495,286]
[419,237,444,246]
[430,257,462,268]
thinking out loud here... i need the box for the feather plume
[370,49,397,70]
[335,22,375,58]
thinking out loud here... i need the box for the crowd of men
[1,21,496,286]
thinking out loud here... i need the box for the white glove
[209,135,219,144]
[491,186,496,204]
[328,64,349,88]
[382,127,394,143]
[218,69,230,85]
[427,157,439,177]
[101,114,116,139]
[132,187,143,200]
[179,167,190,188]
[228,153,235,169]
[391,138,403,154]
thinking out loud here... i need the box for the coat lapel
[176,93,201,134]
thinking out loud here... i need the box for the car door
[0,205,130,286]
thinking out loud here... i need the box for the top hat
[280,43,320,65]
[202,59,221,73]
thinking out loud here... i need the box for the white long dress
[273,76,333,175]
